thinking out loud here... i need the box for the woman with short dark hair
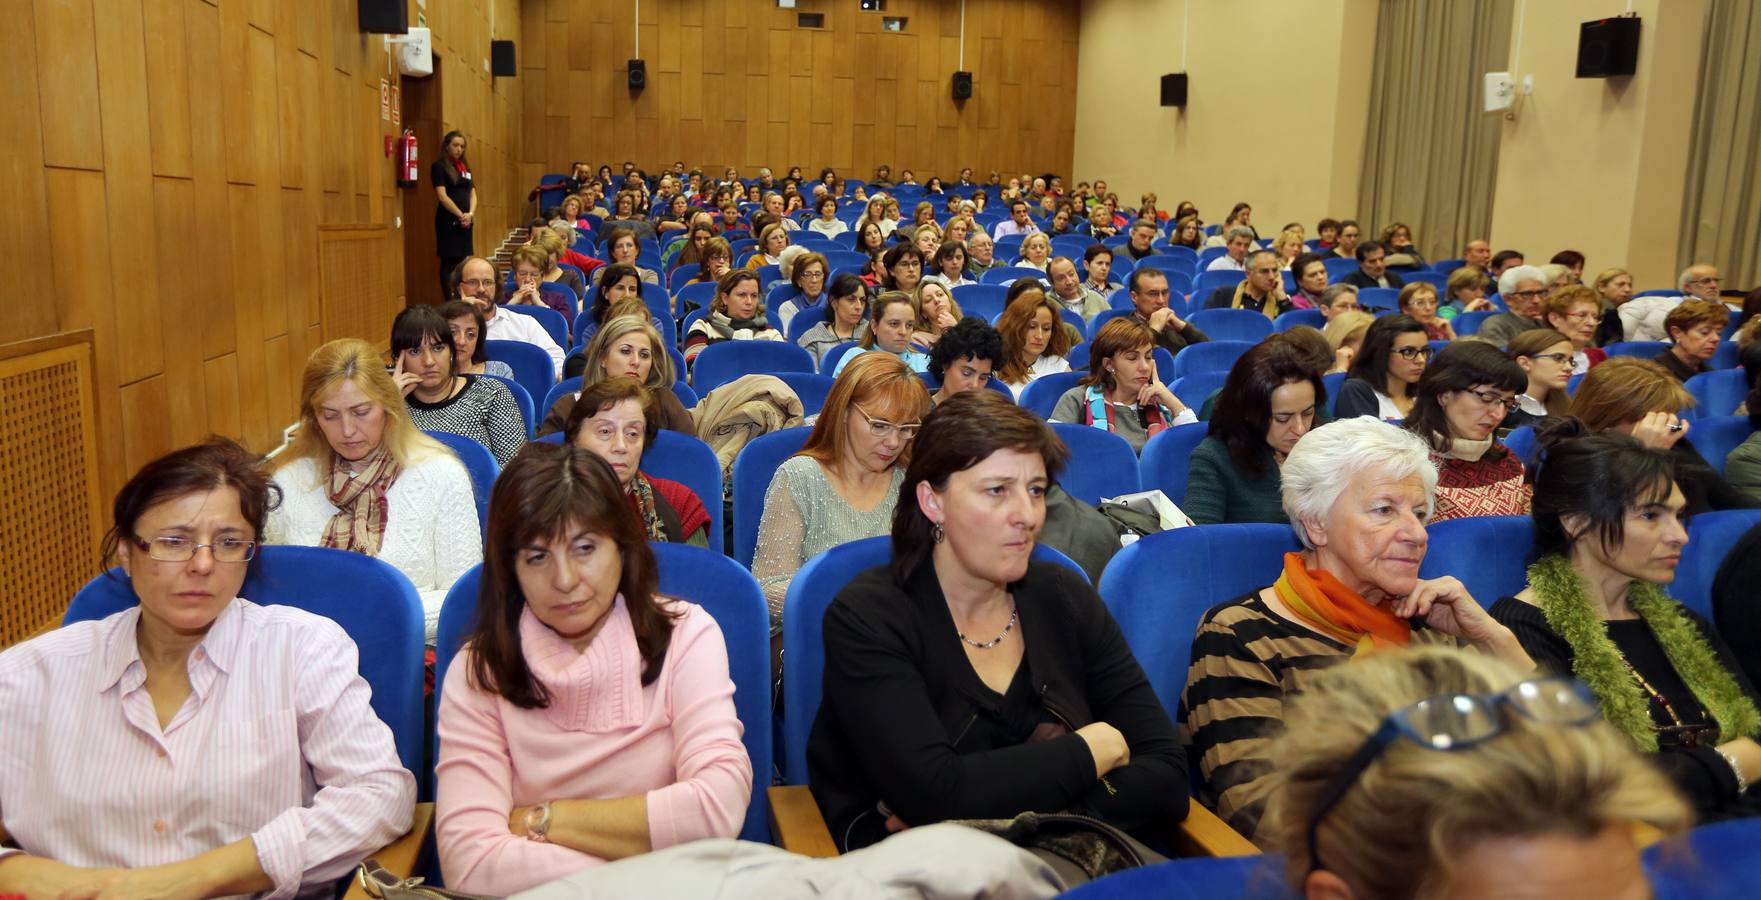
[436,444,750,893]
[442,299,515,380]
[1049,318,1194,452]
[927,317,1003,407]
[808,389,1189,852]
[391,305,527,466]
[1402,341,1530,521]
[1185,338,1325,524]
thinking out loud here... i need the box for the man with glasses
[1619,263,1724,342]
[451,256,564,377]
[1342,241,1407,291]
[1478,264,1550,350]
[1203,250,1292,317]
[1130,268,1209,355]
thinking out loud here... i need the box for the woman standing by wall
[433,131,478,296]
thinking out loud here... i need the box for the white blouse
[266,452,481,640]
[1003,354,1073,399]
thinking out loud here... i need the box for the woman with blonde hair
[1442,265,1496,319]
[267,339,480,636]
[1570,357,1749,515]
[909,280,964,350]
[1265,647,1688,899]
[753,352,930,630]
[545,313,691,437]
[746,223,790,270]
[1015,232,1052,272]
[1321,310,1375,375]
[1592,267,1635,346]
[1272,229,1306,270]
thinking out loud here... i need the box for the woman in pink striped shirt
[435,443,751,894]
[0,439,415,898]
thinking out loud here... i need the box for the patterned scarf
[628,472,669,542]
[705,309,772,339]
[320,446,401,557]
[1272,551,1412,656]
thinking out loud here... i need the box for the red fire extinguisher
[396,130,418,188]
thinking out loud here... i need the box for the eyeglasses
[855,406,921,440]
[131,535,258,563]
[1528,352,1572,365]
[1392,346,1436,361]
[460,278,497,290]
[1463,386,1520,412]
[1508,289,1547,301]
[1306,677,1600,873]
[1564,310,1604,323]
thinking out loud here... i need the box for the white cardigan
[266,452,481,640]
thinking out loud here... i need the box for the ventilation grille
[0,342,103,647]
[320,226,403,349]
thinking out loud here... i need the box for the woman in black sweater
[806,390,1188,851]
[1490,423,1761,820]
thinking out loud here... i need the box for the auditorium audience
[1287,253,1329,310]
[549,315,691,437]
[1397,281,1454,341]
[509,245,574,319]
[1202,250,1292,317]
[683,271,785,369]
[604,227,661,286]
[808,389,1188,852]
[1205,227,1254,272]
[563,379,709,547]
[454,257,564,377]
[1442,264,1495,319]
[435,445,749,893]
[443,299,515,380]
[0,438,415,896]
[1083,244,1122,295]
[1592,266,1637,345]
[1185,339,1322,525]
[1478,265,1550,349]
[1543,285,1611,373]
[1129,268,1210,356]
[1490,425,1761,821]
[753,352,929,630]
[835,291,930,377]
[1504,328,1576,430]
[994,290,1075,398]
[797,273,870,370]
[1335,315,1429,421]
[1340,241,1406,291]
[267,339,480,636]
[1570,357,1752,515]
[579,263,650,344]
[1655,298,1727,382]
[1265,647,1687,900]
[604,192,657,244]
[1316,283,1362,321]
[1049,318,1195,453]
[1402,341,1530,521]
[927,317,1003,408]
[391,306,527,467]
[909,280,963,350]
[773,250,829,333]
[1622,264,1724,342]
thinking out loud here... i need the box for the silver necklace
[958,602,1019,650]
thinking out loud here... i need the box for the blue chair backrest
[68,547,427,774]
[1417,516,1533,609]
[1503,425,1538,469]
[1154,346,1178,385]
[756,264,782,288]
[1322,258,1358,282]
[1019,371,1084,419]
[1138,421,1210,506]
[767,371,836,416]
[1686,369,1747,419]
[1273,309,1325,332]
[1356,287,1400,312]
[485,340,556,414]
[1645,815,1761,900]
[784,305,830,343]
[980,266,1050,287]
[672,379,699,409]
[674,281,719,315]
[1197,246,1227,267]
[1432,258,1466,275]
[669,263,700,290]
[501,304,570,347]
[1322,372,1347,417]
[732,426,813,567]
[1173,341,1256,379]
[1405,271,1446,291]
[1606,341,1670,360]
[643,430,728,553]
[1090,308,1136,336]
[1049,423,1143,504]
[1060,854,1295,899]
[819,341,860,376]
[691,340,818,394]
[1051,234,1093,257]
[1067,342,1091,370]
[1670,509,1761,620]
[1685,416,1753,475]
[780,536,1089,782]
[952,284,1008,321]
[1454,310,1497,336]
[1712,339,1741,370]
[423,430,497,537]
[1098,524,1303,715]
[540,376,585,420]
[482,374,536,438]
[435,545,773,842]
[1172,370,1229,413]
[823,251,867,270]
[1188,308,1274,343]
[1192,269,1245,299]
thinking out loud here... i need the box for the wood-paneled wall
[516,0,1080,190]
[2,0,521,508]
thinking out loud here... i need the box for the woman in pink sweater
[435,443,752,894]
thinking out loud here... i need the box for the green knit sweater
[1183,436,1288,525]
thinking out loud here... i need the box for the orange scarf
[1272,552,1410,656]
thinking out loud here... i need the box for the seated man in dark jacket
[1340,241,1408,291]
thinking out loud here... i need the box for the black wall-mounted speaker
[951,71,973,100]
[491,40,516,77]
[1577,17,1641,78]
[628,59,647,91]
[1160,73,1188,107]
[357,0,407,34]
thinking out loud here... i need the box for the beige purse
[355,859,498,900]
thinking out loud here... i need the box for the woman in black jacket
[806,389,1188,851]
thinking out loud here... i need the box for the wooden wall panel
[519,0,1079,180]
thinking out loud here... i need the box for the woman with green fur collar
[1490,420,1761,820]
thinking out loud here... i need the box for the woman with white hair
[1178,416,1533,843]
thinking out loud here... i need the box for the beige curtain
[1357,0,1514,264]
[1677,0,1761,289]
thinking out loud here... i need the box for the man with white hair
[1619,264,1723,342]
[1476,265,1550,350]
